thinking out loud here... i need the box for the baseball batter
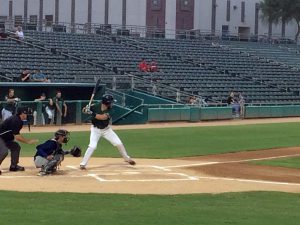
[80,94,136,169]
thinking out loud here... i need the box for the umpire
[0,107,38,174]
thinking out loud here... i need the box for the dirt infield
[1,117,300,194]
[0,147,300,194]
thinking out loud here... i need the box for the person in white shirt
[15,26,24,40]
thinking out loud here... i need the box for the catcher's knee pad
[42,156,62,174]
[42,160,57,174]
[54,154,64,163]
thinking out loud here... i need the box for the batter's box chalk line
[198,176,300,186]
[66,165,199,182]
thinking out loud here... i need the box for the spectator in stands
[19,68,31,82]
[31,69,49,82]
[229,92,241,118]
[0,29,8,40]
[187,96,197,105]
[211,42,220,47]
[1,89,20,121]
[199,96,208,107]
[238,92,245,118]
[33,93,48,126]
[227,91,238,117]
[138,58,149,72]
[150,59,159,72]
[227,91,234,105]
[15,26,24,42]
[52,90,68,124]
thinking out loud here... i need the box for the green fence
[148,106,233,122]
[147,105,300,122]
[245,105,300,118]
[2,101,300,126]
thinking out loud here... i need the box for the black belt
[93,125,108,130]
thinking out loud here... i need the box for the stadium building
[0,0,300,125]
[0,0,298,40]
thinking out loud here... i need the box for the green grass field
[2,122,300,225]
[1,191,300,225]
[20,122,300,158]
[254,157,300,169]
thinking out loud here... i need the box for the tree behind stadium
[260,0,300,42]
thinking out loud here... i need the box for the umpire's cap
[102,94,115,105]
[16,106,31,115]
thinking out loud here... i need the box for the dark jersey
[227,96,233,105]
[35,139,63,158]
[3,95,17,113]
[19,73,30,82]
[90,103,111,129]
[34,99,47,113]
[52,97,65,111]
[0,115,23,142]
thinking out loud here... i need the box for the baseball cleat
[38,171,48,176]
[126,159,136,166]
[9,165,25,172]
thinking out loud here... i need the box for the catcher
[33,129,81,176]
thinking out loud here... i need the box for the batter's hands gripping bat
[88,78,101,109]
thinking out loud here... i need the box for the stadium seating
[1,30,300,104]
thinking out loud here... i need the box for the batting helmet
[102,94,114,106]
[54,129,70,143]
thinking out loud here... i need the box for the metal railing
[5,26,206,105]
[3,19,298,106]
[1,18,296,43]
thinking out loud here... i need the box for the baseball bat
[88,78,101,108]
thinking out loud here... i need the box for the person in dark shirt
[52,90,68,124]
[34,129,70,176]
[80,94,136,170]
[19,68,31,82]
[1,89,20,121]
[227,91,234,105]
[33,93,48,125]
[0,107,39,174]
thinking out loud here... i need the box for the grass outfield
[19,122,300,158]
[4,123,300,225]
[1,191,300,225]
[254,157,300,169]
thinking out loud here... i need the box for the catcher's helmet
[102,94,114,106]
[54,129,70,143]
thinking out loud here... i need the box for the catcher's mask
[54,129,70,143]
[101,94,115,108]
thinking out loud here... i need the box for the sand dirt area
[1,117,300,194]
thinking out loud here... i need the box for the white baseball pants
[80,125,131,167]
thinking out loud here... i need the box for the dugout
[0,82,105,125]
[0,82,105,101]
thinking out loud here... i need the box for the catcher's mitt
[70,146,82,157]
